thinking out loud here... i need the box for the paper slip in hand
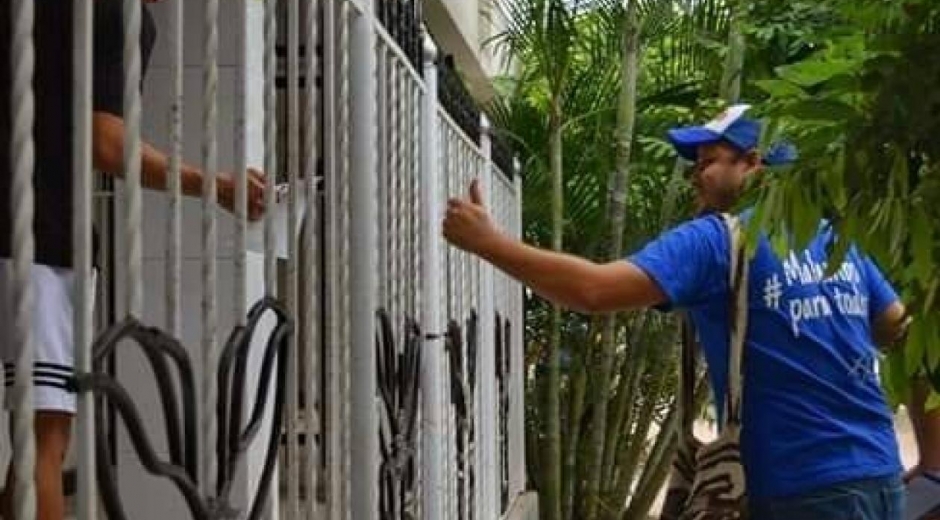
[246,182,306,258]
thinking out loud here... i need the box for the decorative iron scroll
[491,132,515,180]
[437,55,481,145]
[376,309,423,520]
[71,297,293,520]
[446,310,478,519]
[496,314,512,512]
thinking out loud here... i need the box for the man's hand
[443,179,501,256]
[218,168,267,221]
[873,301,910,349]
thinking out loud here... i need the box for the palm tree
[489,1,742,518]
[489,2,619,518]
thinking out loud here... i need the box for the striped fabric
[660,214,749,520]
[3,362,74,392]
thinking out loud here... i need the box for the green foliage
[747,0,940,402]
[494,0,940,516]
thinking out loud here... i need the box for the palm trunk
[604,144,687,494]
[600,344,640,489]
[582,5,641,518]
[600,313,651,488]
[720,1,745,103]
[540,99,565,520]
[624,373,711,520]
[527,338,543,492]
[621,426,678,520]
[563,317,601,520]
[562,357,587,520]
[611,333,673,506]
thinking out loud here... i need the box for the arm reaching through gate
[92,111,267,221]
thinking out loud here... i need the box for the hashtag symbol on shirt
[763,274,783,309]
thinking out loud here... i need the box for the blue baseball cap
[667,104,761,162]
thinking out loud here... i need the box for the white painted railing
[3,1,528,518]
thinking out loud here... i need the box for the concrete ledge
[504,492,539,520]
[424,0,497,105]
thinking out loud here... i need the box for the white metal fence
[2,0,526,518]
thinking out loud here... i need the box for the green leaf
[826,212,854,269]
[754,79,806,98]
[926,317,940,372]
[828,148,847,211]
[910,208,934,283]
[906,319,928,375]
[785,99,858,122]
[889,200,906,264]
[925,279,940,313]
[775,58,857,88]
[790,184,820,253]
[924,391,940,413]
[882,349,910,407]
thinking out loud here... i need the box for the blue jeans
[749,475,904,520]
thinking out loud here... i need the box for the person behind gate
[443,104,910,519]
[0,1,266,518]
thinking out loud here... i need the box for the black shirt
[0,0,157,268]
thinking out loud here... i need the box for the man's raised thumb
[469,179,484,206]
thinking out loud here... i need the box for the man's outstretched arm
[92,111,266,220]
[443,180,667,314]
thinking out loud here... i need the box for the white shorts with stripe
[0,259,89,414]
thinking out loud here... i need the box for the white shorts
[0,259,93,414]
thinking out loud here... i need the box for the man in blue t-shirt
[443,104,910,519]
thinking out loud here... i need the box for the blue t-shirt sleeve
[859,255,899,317]
[628,216,730,309]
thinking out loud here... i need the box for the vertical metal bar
[338,3,353,517]
[302,0,320,516]
[419,33,445,520]
[322,0,343,515]
[286,0,302,514]
[410,79,421,325]
[200,0,220,497]
[73,1,96,518]
[458,141,467,324]
[440,118,456,520]
[376,47,387,310]
[509,169,526,497]
[415,78,426,519]
[395,63,407,331]
[391,57,401,330]
[234,0,249,324]
[263,0,277,293]
[349,1,379,516]
[446,126,457,321]
[166,0,184,338]
[123,0,143,319]
[477,117,497,520]
[9,0,36,514]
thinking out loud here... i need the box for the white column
[419,32,446,520]
[348,1,379,517]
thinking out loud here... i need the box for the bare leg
[0,411,72,520]
[1,461,12,519]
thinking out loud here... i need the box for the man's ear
[744,150,763,174]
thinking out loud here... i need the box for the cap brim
[667,126,722,162]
